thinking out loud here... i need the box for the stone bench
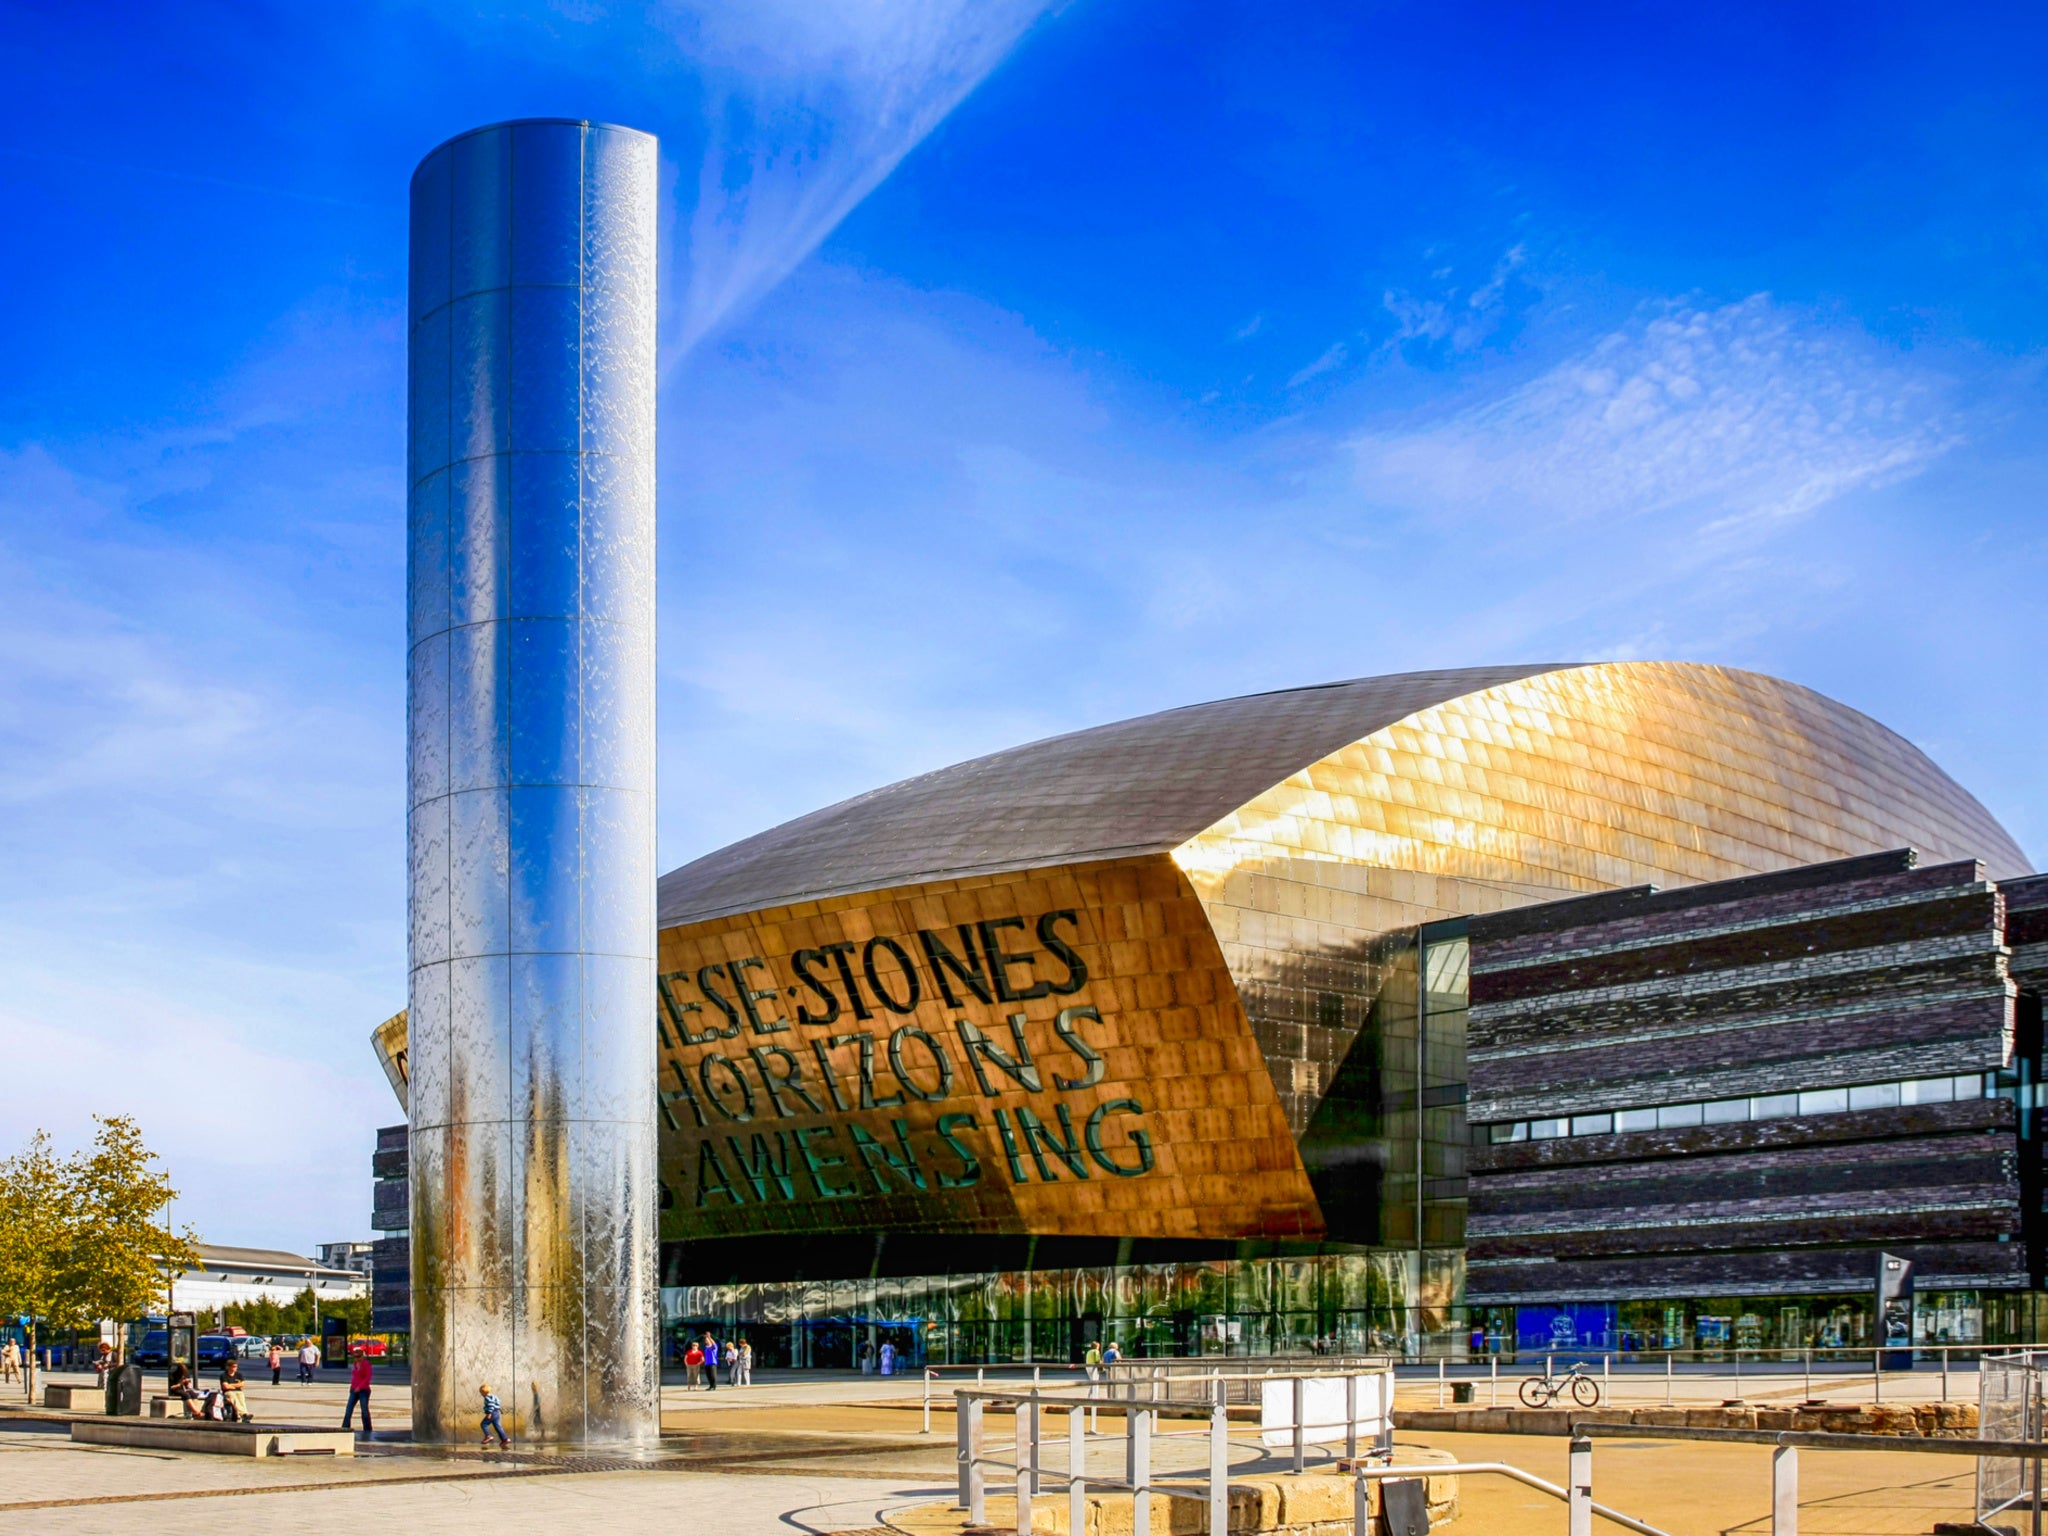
[41,1384,103,1412]
[71,1420,356,1457]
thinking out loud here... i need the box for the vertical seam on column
[575,119,590,1443]
[503,124,520,1433]
[437,144,457,1444]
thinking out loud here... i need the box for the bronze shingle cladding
[659,662,2030,929]
[657,665,1556,926]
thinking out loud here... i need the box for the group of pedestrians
[682,1332,752,1388]
[1082,1338,1123,1386]
[856,1340,900,1376]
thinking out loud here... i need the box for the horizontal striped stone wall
[1465,849,2025,1304]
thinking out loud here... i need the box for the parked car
[134,1330,169,1367]
[236,1335,270,1358]
[351,1338,388,1359]
[196,1334,238,1365]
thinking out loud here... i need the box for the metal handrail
[921,1362,1086,1432]
[1573,1420,2048,1457]
[1413,1341,2010,1407]
[955,1368,1400,1535]
[1571,1421,2048,1536]
[948,1381,1673,1536]
[1351,1460,1673,1536]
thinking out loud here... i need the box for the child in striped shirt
[480,1384,509,1447]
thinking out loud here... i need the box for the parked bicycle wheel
[1571,1374,1600,1406]
[1518,1376,1549,1407]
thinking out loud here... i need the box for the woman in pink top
[342,1349,373,1435]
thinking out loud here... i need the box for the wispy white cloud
[1351,294,1961,535]
[1287,341,1348,388]
[1379,242,1530,356]
[666,0,1057,360]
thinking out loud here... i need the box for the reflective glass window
[1903,1077,1954,1105]
[1703,1098,1750,1124]
[1849,1082,1901,1111]
[1751,1094,1799,1119]
[1488,1122,1527,1144]
[1798,1087,1849,1115]
[1530,1118,1566,1140]
[1570,1113,1613,1136]
[1656,1103,1703,1128]
[1958,1074,1989,1098]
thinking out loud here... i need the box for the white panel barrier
[1260,1370,1393,1448]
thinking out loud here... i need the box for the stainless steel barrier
[953,1367,1395,1536]
[1573,1419,2048,1536]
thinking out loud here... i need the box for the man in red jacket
[342,1348,374,1435]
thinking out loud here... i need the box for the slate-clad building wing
[1466,850,2031,1305]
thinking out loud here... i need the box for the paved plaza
[0,1364,2002,1534]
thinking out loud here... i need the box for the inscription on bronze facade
[661,911,1158,1214]
[653,857,1324,1243]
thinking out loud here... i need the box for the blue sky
[2,0,2044,1251]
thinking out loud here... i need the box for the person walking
[479,1383,510,1448]
[267,1340,285,1387]
[1,1338,20,1385]
[700,1333,719,1392]
[878,1340,895,1377]
[297,1339,319,1384]
[1084,1339,1102,1384]
[341,1348,373,1436]
[683,1338,703,1389]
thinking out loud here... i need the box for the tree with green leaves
[0,1131,81,1402]
[0,1117,199,1400]
[67,1116,199,1329]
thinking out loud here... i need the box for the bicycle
[1518,1362,1602,1407]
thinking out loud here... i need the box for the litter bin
[1451,1380,1474,1404]
[107,1360,143,1416]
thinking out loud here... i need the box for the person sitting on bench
[168,1362,203,1418]
[218,1358,251,1422]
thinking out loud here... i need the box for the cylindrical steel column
[406,118,658,1446]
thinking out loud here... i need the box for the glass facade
[661,1275,2048,1366]
[1471,1291,2015,1360]
[662,1248,1468,1368]
[1483,1074,1998,1143]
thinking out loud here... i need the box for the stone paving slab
[0,1464,941,1536]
